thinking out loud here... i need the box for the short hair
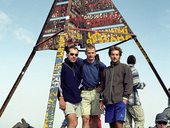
[85,44,96,53]
[127,55,136,64]
[108,46,122,56]
[65,45,78,54]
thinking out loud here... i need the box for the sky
[0,0,170,127]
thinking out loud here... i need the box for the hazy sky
[0,0,170,127]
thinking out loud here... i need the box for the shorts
[64,102,81,117]
[105,101,126,123]
[81,89,100,116]
[125,105,144,128]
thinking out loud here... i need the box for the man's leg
[132,105,144,128]
[64,102,79,128]
[98,115,102,128]
[81,90,92,128]
[125,106,133,128]
[105,104,115,128]
[82,115,90,128]
[114,102,126,128]
[115,121,124,128]
[67,113,78,128]
[90,90,100,128]
[89,115,98,128]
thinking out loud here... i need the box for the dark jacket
[101,61,133,104]
[60,58,83,104]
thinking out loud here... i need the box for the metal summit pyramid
[1,1,169,128]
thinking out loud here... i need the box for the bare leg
[115,121,124,128]
[67,113,78,128]
[89,115,98,128]
[82,115,90,128]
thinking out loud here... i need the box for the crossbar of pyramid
[0,0,169,128]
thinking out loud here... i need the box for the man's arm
[58,64,66,110]
[123,66,133,99]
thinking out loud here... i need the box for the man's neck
[87,59,95,64]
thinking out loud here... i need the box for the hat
[155,113,168,123]
[127,55,136,64]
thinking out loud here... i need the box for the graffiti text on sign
[44,20,65,34]
[57,35,65,59]
[52,4,67,18]
[84,11,122,28]
[71,0,82,14]
[86,26,131,44]
[68,29,82,42]
[84,0,113,13]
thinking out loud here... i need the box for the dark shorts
[105,101,126,123]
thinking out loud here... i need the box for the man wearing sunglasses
[58,45,83,128]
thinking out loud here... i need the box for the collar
[110,61,120,67]
[65,58,74,68]
[128,64,134,67]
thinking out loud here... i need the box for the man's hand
[122,97,128,104]
[96,86,102,93]
[99,101,105,111]
[59,96,66,110]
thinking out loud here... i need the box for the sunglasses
[157,121,167,125]
[69,53,78,57]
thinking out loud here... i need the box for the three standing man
[59,45,134,128]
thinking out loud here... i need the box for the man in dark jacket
[58,45,83,128]
[100,46,133,128]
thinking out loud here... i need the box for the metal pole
[133,37,170,98]
[0,49,36,117]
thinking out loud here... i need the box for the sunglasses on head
[157,121,167,125]
[69,53,78,57]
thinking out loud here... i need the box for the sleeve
[76,57,83,67]
[98,61,106,85]
[123,65,133,98]
[132,68,146,89]
[135,82,146,89]
[100,69,106,92]
[100,70,106,101]
[99,61,107,72]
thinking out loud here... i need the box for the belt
[80,86,97,91]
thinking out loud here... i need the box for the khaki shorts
[64,102,81,117]
[81,89,100,116]
[125,105,144,128]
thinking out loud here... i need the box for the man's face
[67,48,78,63]
[110,50,121,63]
[85,48,96,62]
[156,121,167,128]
